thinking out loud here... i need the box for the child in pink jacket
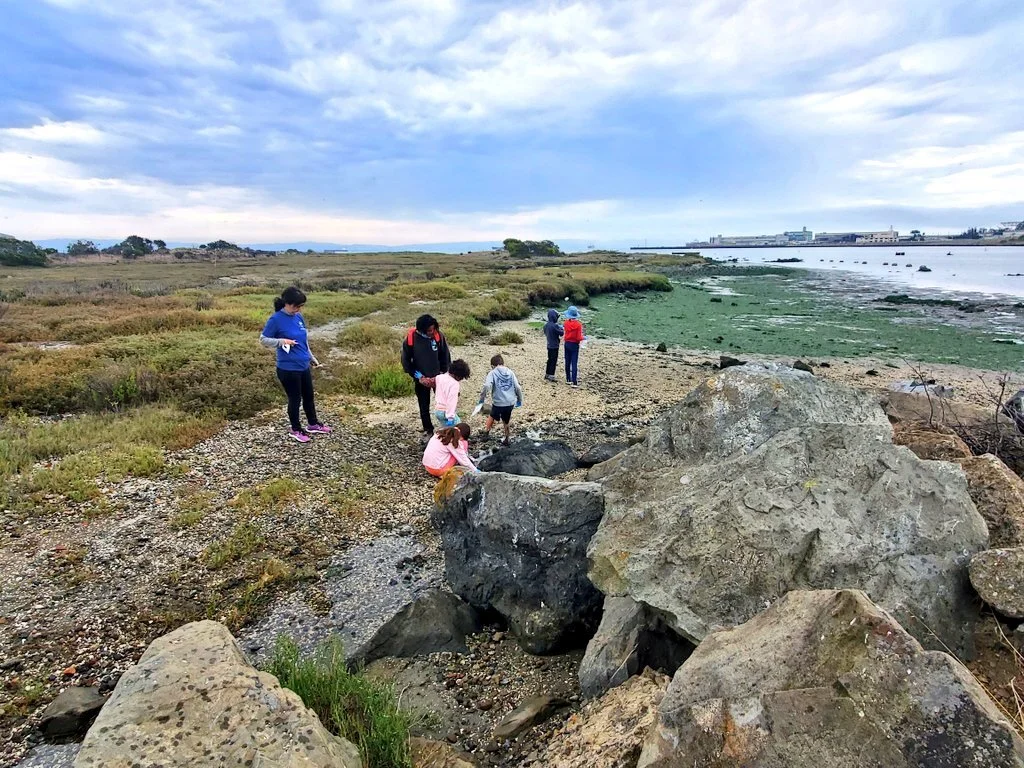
[433,359,471,426]
[422,423,478,477]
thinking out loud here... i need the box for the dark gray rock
[353,588,483,664]
[477,439,578,478]
[38,686,105,737]
[638,590,1024,767]
[432,472,605,654]
[655,342,668,353]
[793,359,814,374]
[578,596,693,699]
[577,442,630,469]
[718,355,745,369]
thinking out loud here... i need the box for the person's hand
[280,338,298,346]
[515,400,522,408]
[414,371,423,380]
[445,417,455,426]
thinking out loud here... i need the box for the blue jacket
[543,309,563,349]
[261,310,312,371]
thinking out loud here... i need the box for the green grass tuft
[369,365,414,398]
[203,520,264,569]
[489,330,524,345]
[267,636,415,768]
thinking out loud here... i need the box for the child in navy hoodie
[543,308,563,382]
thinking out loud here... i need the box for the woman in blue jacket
[260,287,332,443]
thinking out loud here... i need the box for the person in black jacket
[401,314,452,437]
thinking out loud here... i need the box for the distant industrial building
[709,233,787,246]
[815,227,899,244]
[784,227,814,243]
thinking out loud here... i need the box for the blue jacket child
[543,308,563,381]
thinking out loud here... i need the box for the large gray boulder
[432,472,604,653]
[638,590,1024,768]
[589,364,891,482]
[76,620,360,768]
[589,424,987,656]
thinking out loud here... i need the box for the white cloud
[1,119,108,145]
[196,125,242,138]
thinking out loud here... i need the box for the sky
[1,0,1023,248]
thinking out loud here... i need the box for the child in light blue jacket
[477,354,524,445]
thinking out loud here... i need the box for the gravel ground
[2,320,1018,767]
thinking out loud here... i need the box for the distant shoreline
[632,241,1022,250]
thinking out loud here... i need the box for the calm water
[645,245,1024,298]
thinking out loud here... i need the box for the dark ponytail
[275,286,307,312]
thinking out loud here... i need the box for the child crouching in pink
[422,423,478,477]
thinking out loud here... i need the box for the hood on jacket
[565,305,580,319]
[491,366,515,389]
[546,308,559,322]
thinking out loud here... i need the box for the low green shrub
[267,636,414,768]
[337,322,399,350]
[385,280,467,301]
[369,365,414,398]
[203,521,264,569]
[490,330,524,345]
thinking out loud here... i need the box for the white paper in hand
[471,403,484,417]
[281,344,292,353]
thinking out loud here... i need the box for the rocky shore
[2,321,1023,767]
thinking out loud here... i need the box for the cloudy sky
[1,0,1022,247]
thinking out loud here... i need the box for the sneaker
[306,423,333,435]
[500,437,511,446]
[288,429,311,443]
[544,375,556,382]
[571,382,579,388]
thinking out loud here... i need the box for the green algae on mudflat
[590,270,1024,372]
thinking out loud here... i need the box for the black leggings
[277,368,318,431]
[415,381,434,433]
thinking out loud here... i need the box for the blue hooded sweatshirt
[543,309,564,349]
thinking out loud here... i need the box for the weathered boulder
[590,365,890,482]
[956,454,1024,547]
[638,590,1024,768]
[539,669,669,768]
[579,596,692,699]
[589,424,987,656]
[39,686,105,737]
[895,424,973,461]
[432,472,604,654]
[76,620,360,768]
[577,441,630,469]
[477,439,578,478]
[970,547,1024,618]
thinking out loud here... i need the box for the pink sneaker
[306,423,333,435]
[288,430,311,443]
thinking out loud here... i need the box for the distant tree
[0,235,48,267]
[909,229,923,240]
[67,239,99,256]
[502,237,562,259]
[153,239,167,250]
[953,227,980,240]
[203,239,238,250]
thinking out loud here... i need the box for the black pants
[277,368,318,431]
[415,381,434,433]
[545,347,559,377]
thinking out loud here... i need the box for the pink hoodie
[423,433,477,472]
[434,372,462,420]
